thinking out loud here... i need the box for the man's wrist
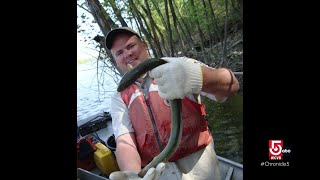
[185,62,202,94]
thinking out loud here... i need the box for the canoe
[218,155,243,180]
[77,113,243,180]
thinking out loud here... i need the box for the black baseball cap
[105,27,141,50]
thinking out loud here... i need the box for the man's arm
[111,133,166,179]
[115,132,142,173]
[149,57,240,101]
[201,66,240,102]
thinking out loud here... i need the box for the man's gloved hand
[149,57,203,100]
[109,162,166,180]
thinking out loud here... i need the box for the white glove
[109,162,166,180]
[149,57,203,100]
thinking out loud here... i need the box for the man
[107,27,240,180]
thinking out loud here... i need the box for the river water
[77,61,118,122]
[77,61,243,164]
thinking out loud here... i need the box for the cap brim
[105,28,140,50]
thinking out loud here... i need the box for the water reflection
[202,94,243,164]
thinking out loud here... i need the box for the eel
[117,58,183,177]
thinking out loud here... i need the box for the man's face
[111,33,149,74]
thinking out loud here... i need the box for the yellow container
[93,142,120,176]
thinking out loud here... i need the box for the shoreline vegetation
[77,58,95,64]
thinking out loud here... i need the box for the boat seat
[225,167,234,180]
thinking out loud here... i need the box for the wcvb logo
[269,140,291,160]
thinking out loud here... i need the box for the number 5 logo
[269,140,283,156]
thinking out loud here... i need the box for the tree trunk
[173,1,195,48]
[150,0,168,32]
[142,0,163,57]
[150,0,170,55]
[202,0,213,47]
[208,0,222,43]
[190,0,206,63]
[108,0,128,27]
[128,0,158,57]
[137,9,159,57]
[164,0,174,56]
[85,0,122,74]
[220,0,229,67]
[154,21,169,56]
[168,0,184,55]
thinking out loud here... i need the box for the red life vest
[120,82,212,167]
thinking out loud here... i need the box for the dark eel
[117,58,183,177]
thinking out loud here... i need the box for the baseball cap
[105,27,141,50]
